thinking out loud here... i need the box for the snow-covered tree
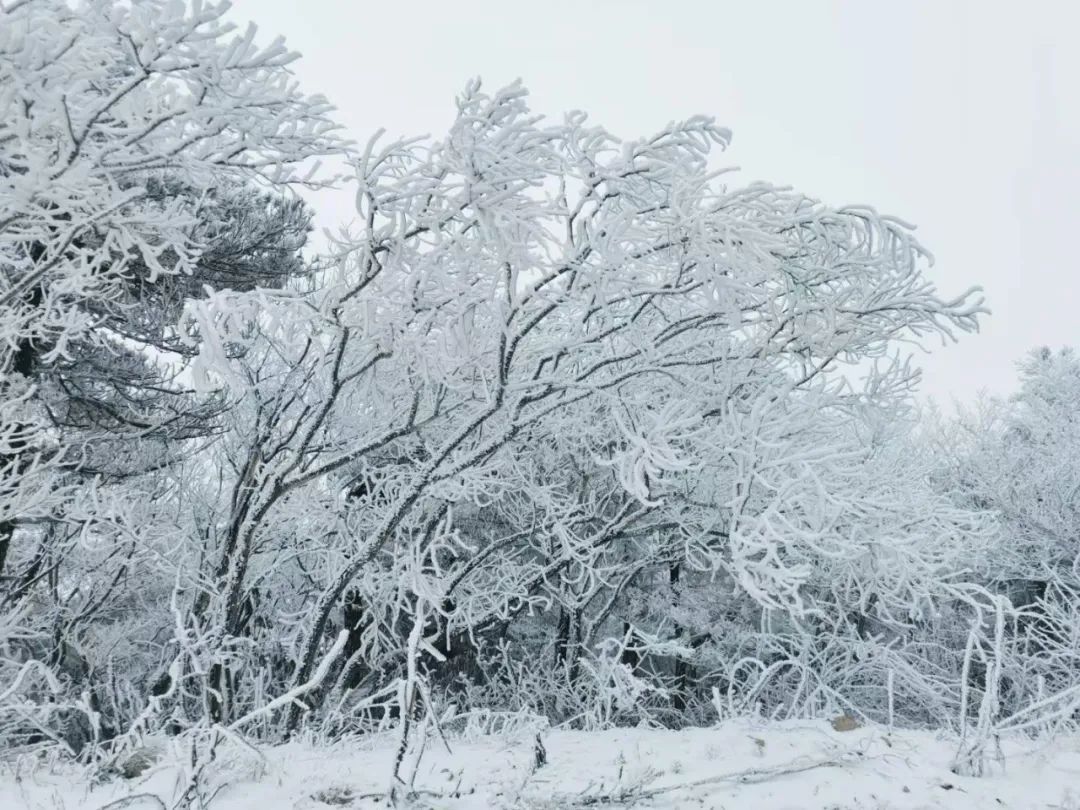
[0,0,343,753]
[176,80,986,746]
[931,348,1080,748]
[945,348,1080,594]
[10,4,1055,791]
[0,0,342,564]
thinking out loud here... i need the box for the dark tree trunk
[670,563,691,714]
[554,605,583,684]
[340,588,369,689]
[0,278,44,584]
[619,622,641,671]
[555,607,571,669]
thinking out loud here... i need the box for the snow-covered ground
[4,721,1080,809]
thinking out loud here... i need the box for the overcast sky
[232,0,1079,406]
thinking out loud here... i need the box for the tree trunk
[555,607,571,669]
[0,279,44,584]
[619,622,641,671]
[670,563,690,714]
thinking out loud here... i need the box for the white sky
[232,0,1079,406]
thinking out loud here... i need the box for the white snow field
[4,720,1080,809]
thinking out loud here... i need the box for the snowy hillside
[3,3,1080,810]
[4,721,1080,809]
